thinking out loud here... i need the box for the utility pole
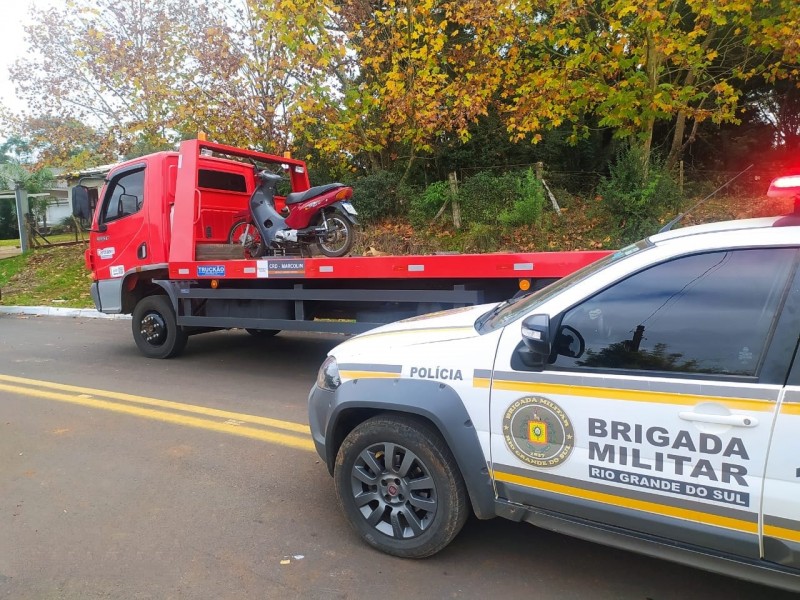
[14,181,29,253]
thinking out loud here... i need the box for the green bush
[409,181,451,228]
[406,169,548,230]
[462,222,500,253]
[499,169,546,227]
[598,145,681,244]
[350,170,409,223]
[457,171,517,226]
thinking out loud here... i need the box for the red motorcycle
[229,170,357,258]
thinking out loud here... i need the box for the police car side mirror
[521,314,551,356]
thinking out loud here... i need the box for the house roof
[65,162,120,180]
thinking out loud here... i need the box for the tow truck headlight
[317,356,341,391]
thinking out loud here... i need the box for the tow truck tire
[334,415,468,558]
[132,295,188,359]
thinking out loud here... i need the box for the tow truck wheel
[334,415,468,558]
[132,295,188,359]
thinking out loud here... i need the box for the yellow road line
[0,378,314,452]
[0,373,309,434]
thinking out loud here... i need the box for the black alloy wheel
[334,415,468,558]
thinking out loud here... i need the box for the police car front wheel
[334,415,469,558]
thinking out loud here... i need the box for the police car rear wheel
[334,415,468,558]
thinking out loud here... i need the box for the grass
[0,244,94,308]
[0,232,85,247]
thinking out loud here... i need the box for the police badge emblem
[503,396,574,467]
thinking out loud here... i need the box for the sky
[0,0,55,117]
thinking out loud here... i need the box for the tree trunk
[667,114,701,170]
[368,151,382,173]
[641,32,660,177]
[667,111,688,169]
[399,150,416,187]
[666,24,716,169]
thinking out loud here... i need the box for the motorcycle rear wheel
[317,211,355,257]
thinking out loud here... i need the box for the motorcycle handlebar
[257,170,285,182]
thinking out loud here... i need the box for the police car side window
[551,248,796,377]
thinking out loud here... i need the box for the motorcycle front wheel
[317,211,355,257]
[228,219,265,258]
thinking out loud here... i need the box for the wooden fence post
[14,183,29,252]
[448,172,461,230]
[536,162,562,215]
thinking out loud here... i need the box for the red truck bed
[168,251,610,281]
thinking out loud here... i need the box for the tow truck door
[488,247,797,561]
[91,164,148,311]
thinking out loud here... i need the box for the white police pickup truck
[308,175,800,592]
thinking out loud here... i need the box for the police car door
[763,303,800,571]
[488,246,798,560]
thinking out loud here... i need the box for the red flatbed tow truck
[74,138,609,358]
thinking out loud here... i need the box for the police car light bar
[767,174,800,198]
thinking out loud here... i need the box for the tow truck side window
[552,248,796,377]
[99,167,145,224]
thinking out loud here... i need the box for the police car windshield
[476,240,652,333]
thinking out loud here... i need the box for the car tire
[334,415,469,558]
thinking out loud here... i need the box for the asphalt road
[0,315,796,599]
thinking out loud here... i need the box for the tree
[8,0,219,158]
[749,81,800,154]
[1,115,115,169]
[291,0,519,177]
[499,0,800,166]
[174,0,346,154]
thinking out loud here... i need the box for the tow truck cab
[80,142,311,313]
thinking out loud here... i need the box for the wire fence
[450,162,786,198]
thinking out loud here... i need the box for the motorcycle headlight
[316,356,341,391]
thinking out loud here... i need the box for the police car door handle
[678,412,758,427]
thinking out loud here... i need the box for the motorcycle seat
[285,183,344,205]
